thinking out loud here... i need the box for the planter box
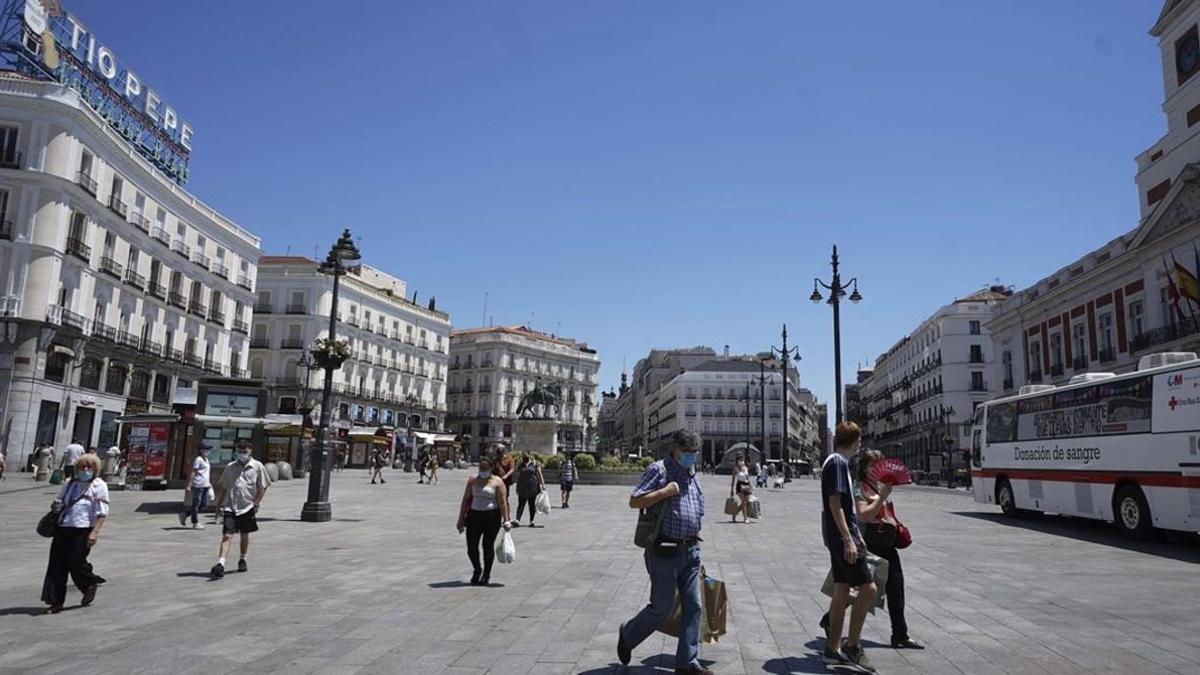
[547,469,642,486]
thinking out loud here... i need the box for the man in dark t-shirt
[819,422,878,673]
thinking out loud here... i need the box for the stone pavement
[1,469,1199,674]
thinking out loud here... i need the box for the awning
[412,431,458,445]
[115,413,180,424]
[194,414,271,427]
[347,426,389,439]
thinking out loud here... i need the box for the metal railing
[61,308,87,330]
[286,303,307,314]
[232,319,249,334]
[191,251,210,270]
[212,262,229,279]
[280,338,305,349]
[253,302,272,314]
[107,194,127,218]
[116,330,140,350]
[250,338,270,349]
[152,227,170,246]
[1072,355,1088,370]
[1028,370,1043,383]
[172,240,190,258]
[76,171,97,196]
[168,291,187,309]
[1098,348,1116,363]
[129,211,150,233]
[208,309,226,325]
[237,274,253,291]
[99,256,123,278]
[148,281,166,299]
[188,301,208,318]
[123,269,145,289]
[66,237,91,262]
[1129,315,1200,353]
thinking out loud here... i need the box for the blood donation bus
[970,351,1200,537]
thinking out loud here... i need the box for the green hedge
[574,453,596,471]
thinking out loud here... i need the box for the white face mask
[236,452,251,463]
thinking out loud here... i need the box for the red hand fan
[868,458,912,486]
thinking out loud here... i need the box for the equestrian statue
[516,380,562,419]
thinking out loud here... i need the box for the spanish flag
[1177,259,1200,304]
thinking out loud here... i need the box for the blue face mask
[76,470,94,482]
[478,470,492,480]
[679,452,699,469]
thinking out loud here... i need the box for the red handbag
[889,502,912,549]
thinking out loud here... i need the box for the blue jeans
[622,542,702,669]
[188,487,209,524]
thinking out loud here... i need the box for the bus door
[970,428,986,502]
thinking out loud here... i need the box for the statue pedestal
[513,419,558,456]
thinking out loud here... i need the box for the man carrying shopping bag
[617,430,712,675]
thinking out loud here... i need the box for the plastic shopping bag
[495,530,516,564]
[535,491,551,515]
[819,552,889,614]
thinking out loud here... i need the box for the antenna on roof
[482,291,488,328]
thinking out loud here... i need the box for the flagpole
[1171,252,1198,317]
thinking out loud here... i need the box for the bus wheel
[996,479,1017,517]
[1114,484,1154,539]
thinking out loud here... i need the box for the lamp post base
[300,501,332,522]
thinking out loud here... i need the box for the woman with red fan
[854,450,922,650]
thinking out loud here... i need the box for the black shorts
[828,547,871,587]
[560,480,573,492]
[222,510,259,535]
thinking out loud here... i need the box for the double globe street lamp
[810,244,862,426]
[300,229,361,523]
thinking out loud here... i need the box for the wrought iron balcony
[116,330,140,350]
[168,291,187,309]
[253,302,272,314]
[208,309,226,325]
[186,354,205,369]
[76,171,97,196]
[212,262,229,279]
[99,256,124,279]
[191,251,210,270]
[172,239,190,258]
[1129,315,1200,353]
[188,301,208,318]
[970,381,989,392]
[66,237,91,262]
[0,148,21,169]
[280,338,305,349]
[232,318,249,335]
[60,307,87,330]
[249,337,270,349]
[93,323,117,342]
[129,211,150,233]
[140,339,163,357]
[151,227,170,246]
[107,194,127,218]
[203,357,221,374]
[237,273,253,291]
[1003,378,1013,390]
[168,348,186,363]
[123,269,145,290]
[147,281,166,299]
[286,303,307,314]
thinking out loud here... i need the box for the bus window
[971,429,982,467]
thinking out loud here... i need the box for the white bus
[970,352,1200,537]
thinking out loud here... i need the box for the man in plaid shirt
[617,430,711,675]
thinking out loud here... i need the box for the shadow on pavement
[175,572,219,582]
[0,606,56,616]
[428,580,507,589]
[134,502,183,514]
[576,654,715,674]
[951,511,1200,563]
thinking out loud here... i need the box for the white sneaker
[193,523,205,530]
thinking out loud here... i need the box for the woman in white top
[178,442,213,529]
[457,454,511,586]
[41,453,109,613]
[729,456,753,523]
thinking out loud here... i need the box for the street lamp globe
[809,282,823,304]
[849,283,863,304]
[331,228,361,263]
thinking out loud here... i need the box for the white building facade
[249,257,450,435]
[0,75,259,469]
[447,326,599,458]
[860,288,1010,473]
[989,0,1200,397]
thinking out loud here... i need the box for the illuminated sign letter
[162,106,177,134]
[143,88,160,124]
[96,46,117,79]
[123,71,141,99]
[67,15,86,50]
[180,123,193,151]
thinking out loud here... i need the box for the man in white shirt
[178,442,213,530]
[61,439,85,480]
[210,441,271,579]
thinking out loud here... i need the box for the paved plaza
[1,469,1198,674]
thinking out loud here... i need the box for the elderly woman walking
[41,453,109,613]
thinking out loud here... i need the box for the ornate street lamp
[300,229,361,523]
[769,325,801,476]
[294,351,318,477]
[811,245,862,425]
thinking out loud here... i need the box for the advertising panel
[145,423,169,481]
[204,392,259,417]
[1152,365,1200,434]
[126,423,148,490]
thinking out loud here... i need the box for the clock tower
[1136,0,1200,218]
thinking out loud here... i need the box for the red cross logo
[1168,396,1179,411]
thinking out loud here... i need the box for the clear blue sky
[77,1,1162,418]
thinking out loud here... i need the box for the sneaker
[193,523,205,530]
[823,645,851,668]
[177,511,188,526]
[511,521,521,528]
[891,637,925,650]
[237,559,248,573]
[210,563,225,579]
[842,643,876,673]
[617,622,631,666]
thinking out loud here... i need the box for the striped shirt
[560,459,577,482]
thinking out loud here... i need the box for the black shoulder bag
[634,463,669,548]
[36,481,90,538]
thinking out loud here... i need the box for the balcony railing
[60,307,88,331]
[168,291,187,309]
[66,237,91,262]
[212,262,229,279]
[286,303,307,314]
[1128,315,1200,353]
[250,338,270,349]
[186,354,205,369]
[151,227,170,246]
[148,281,166,299]
[77,171,97,196]
[116,330,140,350]
[237,274,253,291]
[191,251,210,270]
[203,357,221,374]
[168,348,185,363]
[0,220,12,240]
[123,269,145,290]
[969,381,989,392]
[188,301,208,318]
[0,148,21,169]
[99,256,123,279]
[232,318,249,335]
[93,323,117,342]
[0,295,19,317]
[281,338,305,349]
[172,240,190,258]
[129,211,150,233]
[253,302,273,314]
[208,309,226,325]
[107,194,127,218]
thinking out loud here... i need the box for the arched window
[79,356,103,390]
